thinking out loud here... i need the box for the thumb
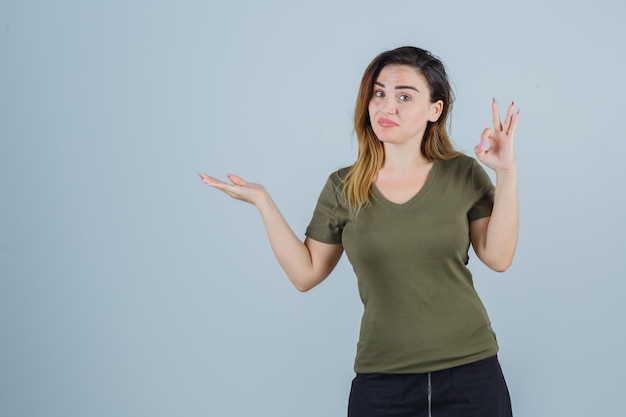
[226,174,248,186]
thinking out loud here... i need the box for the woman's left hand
[474,99,519,173]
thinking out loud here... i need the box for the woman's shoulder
[437,153,483,174]
[437,154,493,191]
[439,153,475,166]
[327,166,352,183]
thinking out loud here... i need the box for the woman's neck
[381,142,431,174]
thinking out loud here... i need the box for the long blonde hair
[343,46,461,212]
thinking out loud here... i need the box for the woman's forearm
[255,194,339,291]
[199,173,340,290]
[484,168,519,271]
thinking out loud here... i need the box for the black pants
[347,355,512,417]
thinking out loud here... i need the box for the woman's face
[368,64,443,146]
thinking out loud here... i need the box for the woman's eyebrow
[374,81,419,92]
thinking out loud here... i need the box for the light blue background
[1,1,625,416]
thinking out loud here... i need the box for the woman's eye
[374,90,384,98]
[399,94,411,102]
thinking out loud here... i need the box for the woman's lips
[378,118,398,127]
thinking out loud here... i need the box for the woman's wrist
[495,164,518,180]
[255,190,276,213]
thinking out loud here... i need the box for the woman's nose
[383,97,397,114]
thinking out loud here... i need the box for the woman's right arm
[200,173,343,292]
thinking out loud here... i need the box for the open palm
[199,173,268,206]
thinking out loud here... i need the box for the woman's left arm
[470,99,520,272]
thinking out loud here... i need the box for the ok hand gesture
[474,99,520,173]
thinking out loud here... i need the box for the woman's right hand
[199,172,343,291]
[199,173,268,206]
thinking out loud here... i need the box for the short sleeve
[467,160,495,222]
[305,172,345,244]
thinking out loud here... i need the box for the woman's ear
[428,100,444,122]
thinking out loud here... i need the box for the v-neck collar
[371,159,439,210]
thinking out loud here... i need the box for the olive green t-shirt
[305,155,499,374]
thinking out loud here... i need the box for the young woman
[200,46,519,417]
